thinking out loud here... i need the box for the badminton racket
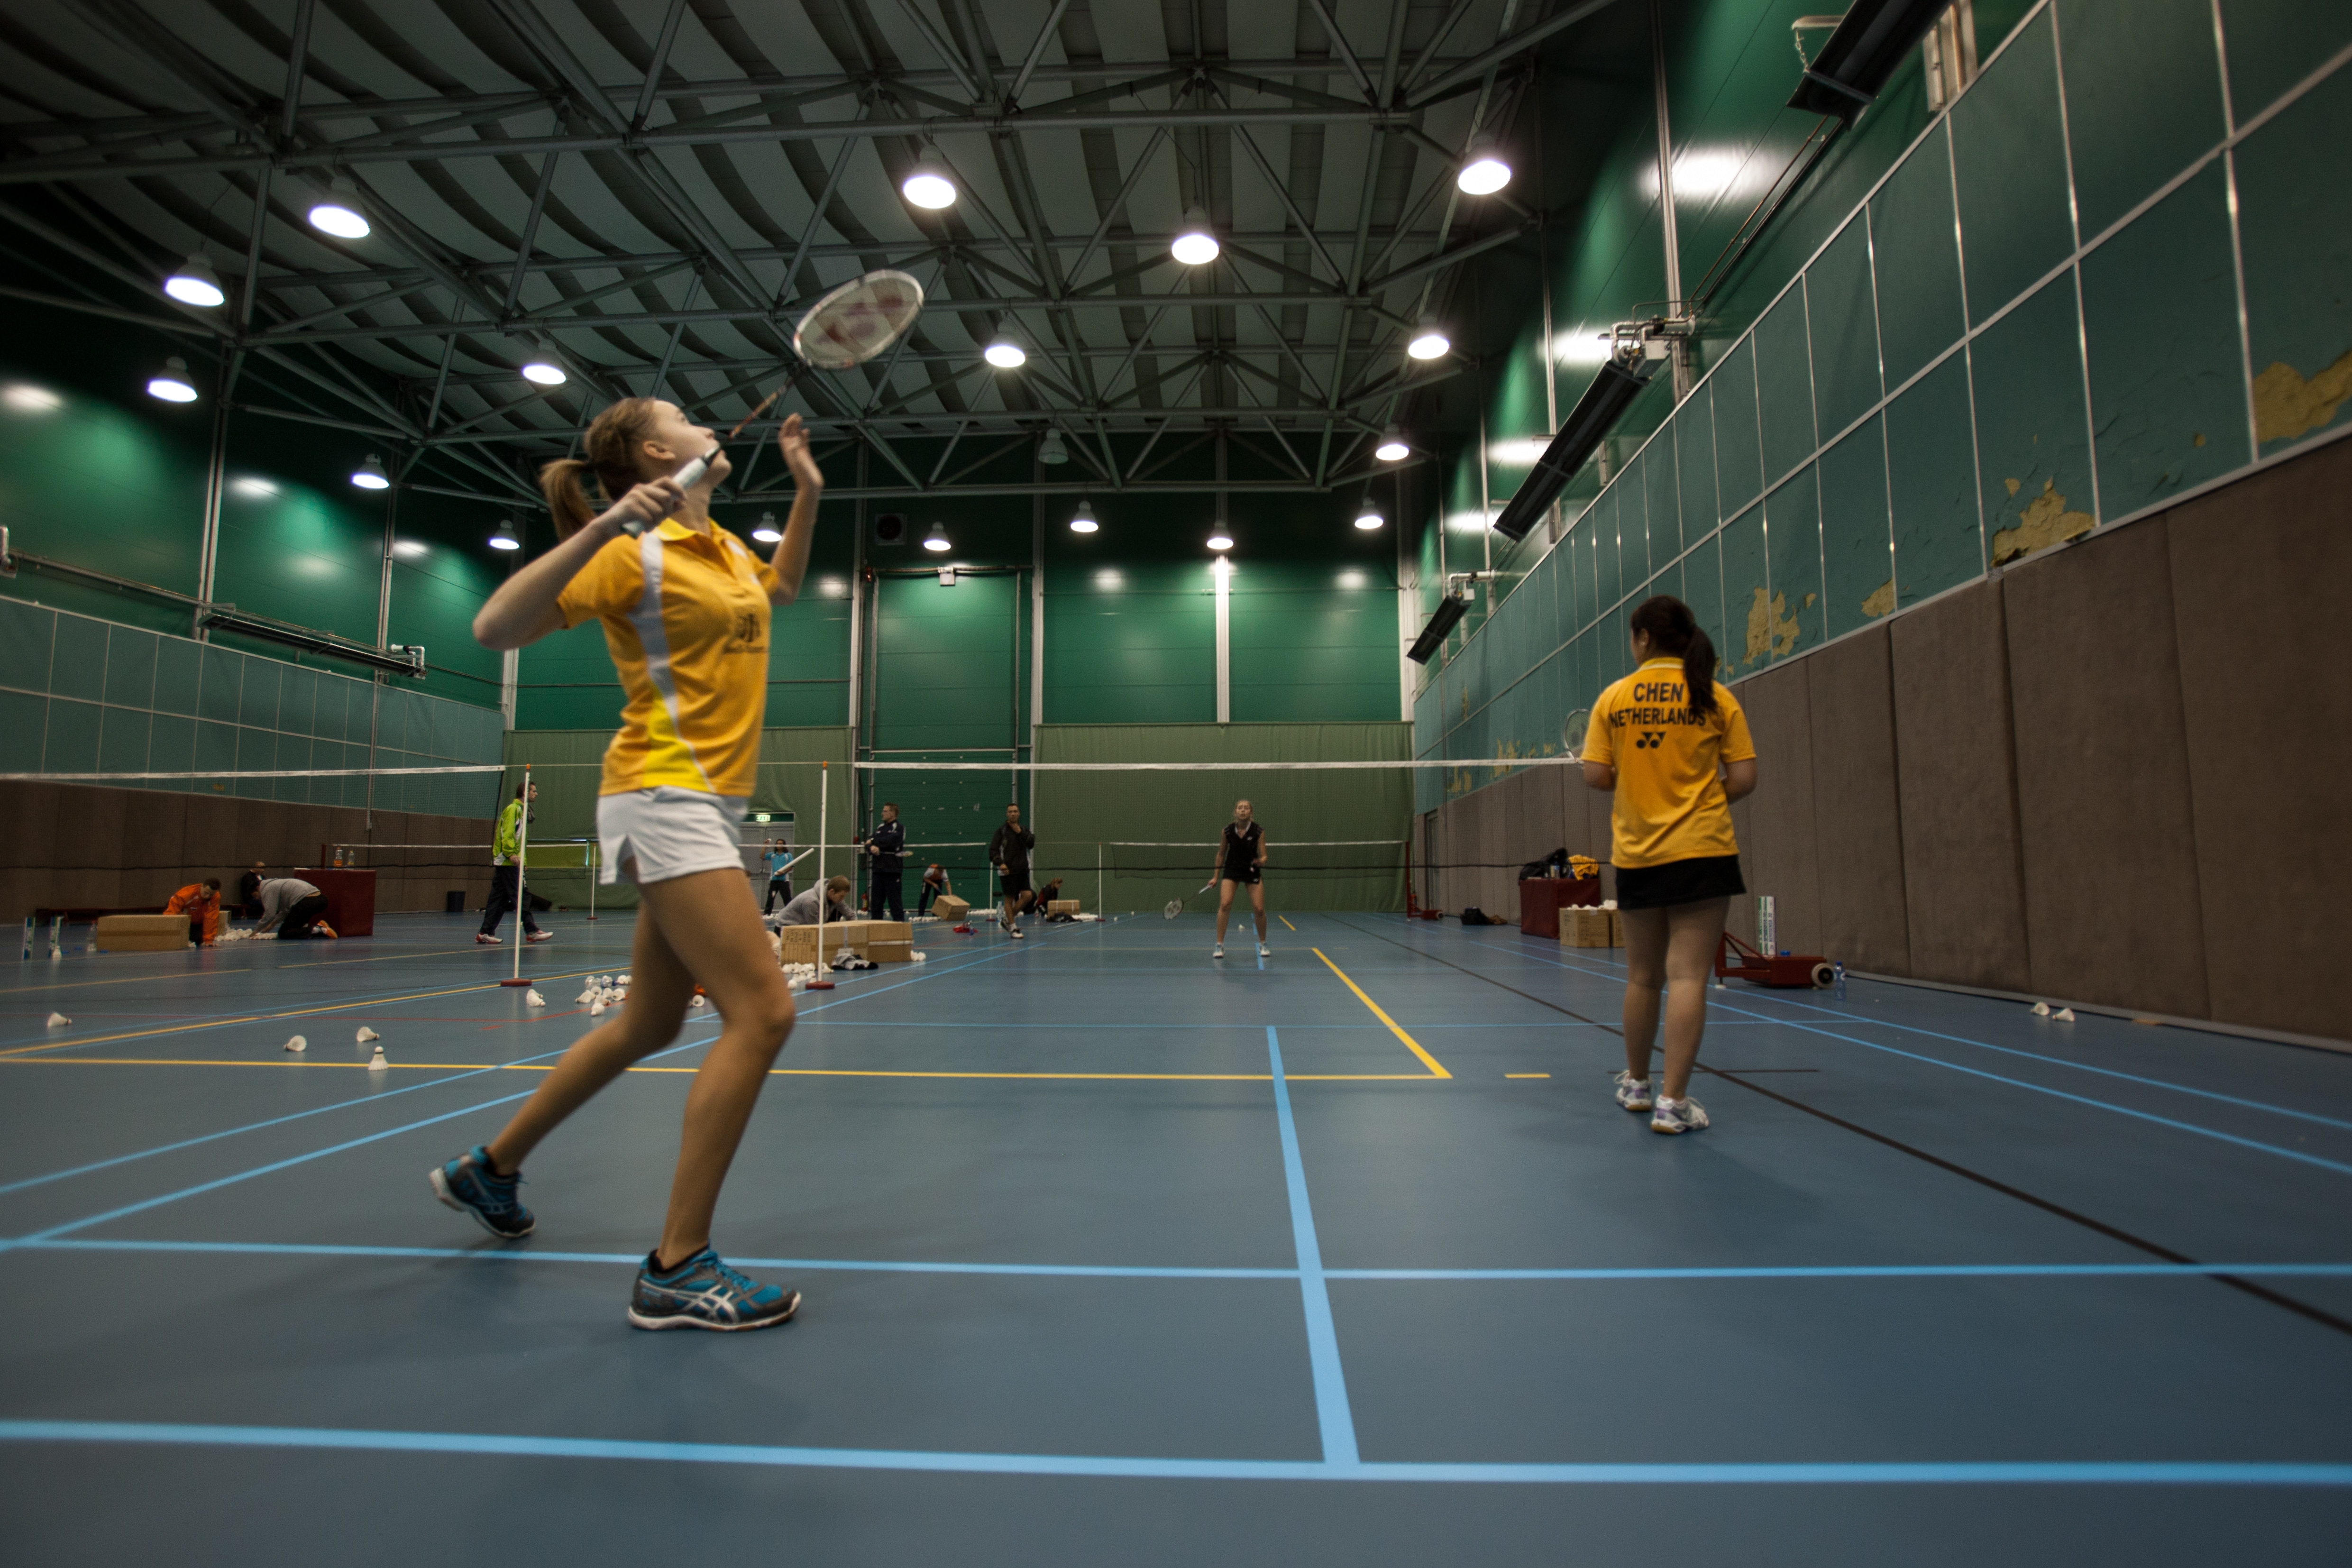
[1163,880,1217,919]
[630,270,927,532]
[1562,707,1591,756]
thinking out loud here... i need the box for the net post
[500,763,534,985]
[808,760,835,989]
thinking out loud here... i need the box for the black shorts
[1221,864,1261,887]
[1613,854,1745,911]
[1000,870,1032,899]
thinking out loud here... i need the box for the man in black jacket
[987,803,1036,939]
[864,802,906,920]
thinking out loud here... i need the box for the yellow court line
[0,971,605,1061]
[2,1057,1444,1084]
[0,942,565,997]
[1308,948,1451,1079]
[1278,915,1297,932]
[1506,1073,1552,1079]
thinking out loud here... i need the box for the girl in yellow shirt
[1581,595,1758,1135]
[428,398,823,1331]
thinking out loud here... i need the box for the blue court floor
[2,909,2348,1564]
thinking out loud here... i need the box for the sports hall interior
[1,0,2347,1562]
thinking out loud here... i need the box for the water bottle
[1834,960,1846,1001]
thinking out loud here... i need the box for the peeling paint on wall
[1862,579,1896,617]
[2253,348,2352,445]
[1990,479,2096,565]
[1743,586,1801,664]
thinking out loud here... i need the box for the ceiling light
[1038,429,1068,465]
[488,523,522,551]
[350,453,390,490]
[520,360,566,385]
[229,476,278,498]
[1375,426,1409,462]
[751,511,782,543]
[1354,504,1385,531]
[1171,207,1220,266]
[1207,532,1235,551]
[1069,498,1098,533]
[1457,137,1513,195]
[923,522,952,552]
[146,357,199,403]
[984,338,1026,368]
[163,253,226,308]
[2,383,64,413]
[391,538,428,558]
[1407,320,1451,360]
[306,178,370,240]
[901,154,957,210]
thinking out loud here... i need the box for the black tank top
[1221,822,1263,876]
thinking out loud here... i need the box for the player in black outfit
[988,803,1036,939]
[864,802,906,920]
[1211,799,1269,959]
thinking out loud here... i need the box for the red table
[1518,876,1601,938]
[294,868,377,937]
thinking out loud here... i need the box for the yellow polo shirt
[557,519,778,798]
[1581,658,1755,869]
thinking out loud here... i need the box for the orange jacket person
[163,878,224,945]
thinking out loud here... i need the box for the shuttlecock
[356,1027,380,1043]
[788,976,807,993]
[617,973,631,985]
[284,1034,307,1053]
[590,999,606,1017]
[910,952,927,963]
[525,989,546,1008]
[2030,1002,2051,1017]
[46,1011,70,1028]
[2053,1007,2077,1022]
[689,995,707,1009]
[367,1045,388,1072]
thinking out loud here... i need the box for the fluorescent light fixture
[1038,429,1068,465]
[163,253,226,308]
[1171,207,1219,266]
[146,357,199,403]
[1353,504,1385,531]
[520,360,566,385]
[922,522,952,552]
[1206,532,1235,551]
[1375,427,1410,462]
[901,155,957,210]
[229,476,279,498]
[350,453,391,490]
[2,383,63,413]
[1486,354,1667,542]
[1407,321,1451,360]
[488,523,522,551]
[1069,498,1098,533]
[1788,0,1955,121]
[984,338,1026,368]
[307,178,370,239]
[1457,137,1512,195]
[751,511,782,543]
[1407,592,1469,664]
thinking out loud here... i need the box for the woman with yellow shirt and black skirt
[1580,595,1758,1135]
[428,399,823,1332]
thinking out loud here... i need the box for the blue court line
[1267,1025,1359,1466]
[15,1237,2352,1284]
[1471,931,2352,1134]
[1433,930,2352,1179]
[3,1421,2347,1486]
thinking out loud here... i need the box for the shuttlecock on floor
[2030,1001,2051,1017]
[787,976,807,993]
[46,1011,70,1028]
[356,1027,380,1043]
[524,989,546,1008]
[910,952,927,963]
[617,973,631,985]
[2053,1007,2077,1022]
[367,1045,388,1072]
[589,999,606,1017]
[689,994,706,1009]
[284,1034,307,1053]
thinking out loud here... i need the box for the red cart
[1715,930,1835,989]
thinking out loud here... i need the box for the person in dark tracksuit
[864,803,906,921]
[988,803,1035,938]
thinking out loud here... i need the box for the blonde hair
[537,398,664,539]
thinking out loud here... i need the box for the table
[1518,875,1601,938]
[293,868,377,937]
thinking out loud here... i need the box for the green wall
[1415,0,2352,811]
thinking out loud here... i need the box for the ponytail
[537,397,663,540]
[1627,594,1718,717]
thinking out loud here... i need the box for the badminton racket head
[1163,899,1183,919]
[794,270,925,370]
[1562,707,1591,755]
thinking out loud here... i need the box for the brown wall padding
[1730,662,1823,956]
[2005,518,2209,1017]
[1888,579,2032,990]
[2167,434,2352,1038]
[1806,627,1911,973]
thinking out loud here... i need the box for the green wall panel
[1951,8,2076,321]
[2057,0,2227,238]
[2232,61,2352,458]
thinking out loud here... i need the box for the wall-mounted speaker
[873,512,907,547]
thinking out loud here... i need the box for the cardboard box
[94,914,192,952]
[1048,899,1080,914]
[932,895,969,920]
[779,920,915,965]
[1610,909,1624,946]
[1560,908,1618,948]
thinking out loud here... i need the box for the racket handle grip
[627,449,717,535]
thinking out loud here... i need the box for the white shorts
[596,787,748,887]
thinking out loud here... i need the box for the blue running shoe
[628,1247,800,1331]
[429,1145,534,1238]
